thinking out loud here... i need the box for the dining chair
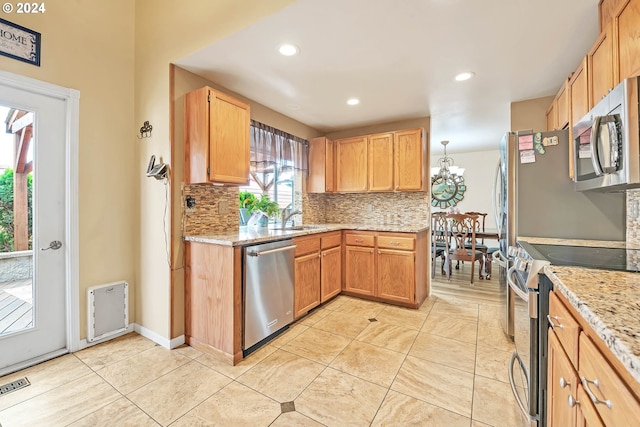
[446,213,484,284]
[464,211,489,278]
[430,212,449,278]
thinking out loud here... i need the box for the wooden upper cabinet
[184,86,250,185]
[569,57,590,127]
[557,81,570,130]
[588,20,615,108]
[394,128,425,191]
[368,132,394,192]
[613,0,640,82]
[546,101,558,131]
[307,137,335,193]
[336,135,368,192]
[599,0,623,31]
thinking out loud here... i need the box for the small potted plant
[248,194,281,227]
[239,191,257,225]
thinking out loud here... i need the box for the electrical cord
[162,176,185,272]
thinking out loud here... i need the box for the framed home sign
[0,18,41,66]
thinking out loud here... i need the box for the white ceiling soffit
[176,0,599,153]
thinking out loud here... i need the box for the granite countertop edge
[184,223,430,246]
[543,265,640,385]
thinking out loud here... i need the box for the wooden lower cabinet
[344,245,376,296]
[185,241,243,365]
[548,329,578,427]
[294,251,321,318]
[377,249,414,304]
[547,290,640,427]
[321,245,342,302]
[343,230,428,307]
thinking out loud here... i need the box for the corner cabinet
[307,137,335,193]
[184,86,250,185]
[343,230,428,307]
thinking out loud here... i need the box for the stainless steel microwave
[573,76,640,191]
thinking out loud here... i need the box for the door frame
[0,70,80,364]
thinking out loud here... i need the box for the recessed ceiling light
[346,98,360,106]
[278,44,299,56]
[455,72,475,82]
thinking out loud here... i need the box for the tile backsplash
[182,184,239,236]
[627,189,640,248]
[304,192,430,226]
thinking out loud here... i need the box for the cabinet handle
[378,250,381,254]
[581,377,612,409]
[568,395,580,408]
[559,377,570,388]
[370,249,373,254]
[389,241,400,246]
[322,253,326,257]
[355,238,364,243]
[547,314,563,329]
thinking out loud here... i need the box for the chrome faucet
[282,209,302,229]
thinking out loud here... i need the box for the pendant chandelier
[430,140,467,208]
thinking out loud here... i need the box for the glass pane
[0,105,34,336]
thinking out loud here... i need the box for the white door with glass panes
[0,72,78,375]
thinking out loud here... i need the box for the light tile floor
[0,290,529,426]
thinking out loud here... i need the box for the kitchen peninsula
[184,223,429,365]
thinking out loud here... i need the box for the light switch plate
[219,200,229,214]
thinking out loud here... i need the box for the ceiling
[176,0,599,153]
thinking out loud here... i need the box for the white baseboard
[134,324,185,349]
[76,324,185,351]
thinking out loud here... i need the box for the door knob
[41,240,62,251]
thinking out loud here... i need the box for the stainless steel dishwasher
[243,239,296,350]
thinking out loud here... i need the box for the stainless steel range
[507,241,640,427]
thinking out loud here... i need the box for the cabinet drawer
[294,236,320,257]
[548,291,580,366]
[344,233,375,247]
[321,231,342,249]
[377,234,415,250]
[579,332,640,426]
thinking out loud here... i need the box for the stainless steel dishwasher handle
[248,245,297,257]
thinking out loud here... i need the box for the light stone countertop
[544,265,640,385]
[185,223,430,246]
[519,236,626,248]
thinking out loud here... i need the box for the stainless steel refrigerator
[493,130,625,338]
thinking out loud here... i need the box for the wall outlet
[185,196,196,214]
[218,200,229,214]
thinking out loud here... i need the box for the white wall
[431,149,500,237]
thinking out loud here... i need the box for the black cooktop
[530,244,640,272]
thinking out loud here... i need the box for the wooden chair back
[446,213,484,284]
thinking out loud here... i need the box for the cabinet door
[321,246,342,302]
[579,332,640,426]
[613,0,640,82]
[546,101,557,131]
[344,245,375,296]
[570,57,589,127]
[547,329,577,427]
[557,82,570,130]
[588,21,615,109]
[294,252,321,318]
[377,249,414,304]
[336,136,368,192]
[308,137,335,193]
[576,384,605,427]
[368,132,394,192]
[394,129,424,191]
[209,90,250,184]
